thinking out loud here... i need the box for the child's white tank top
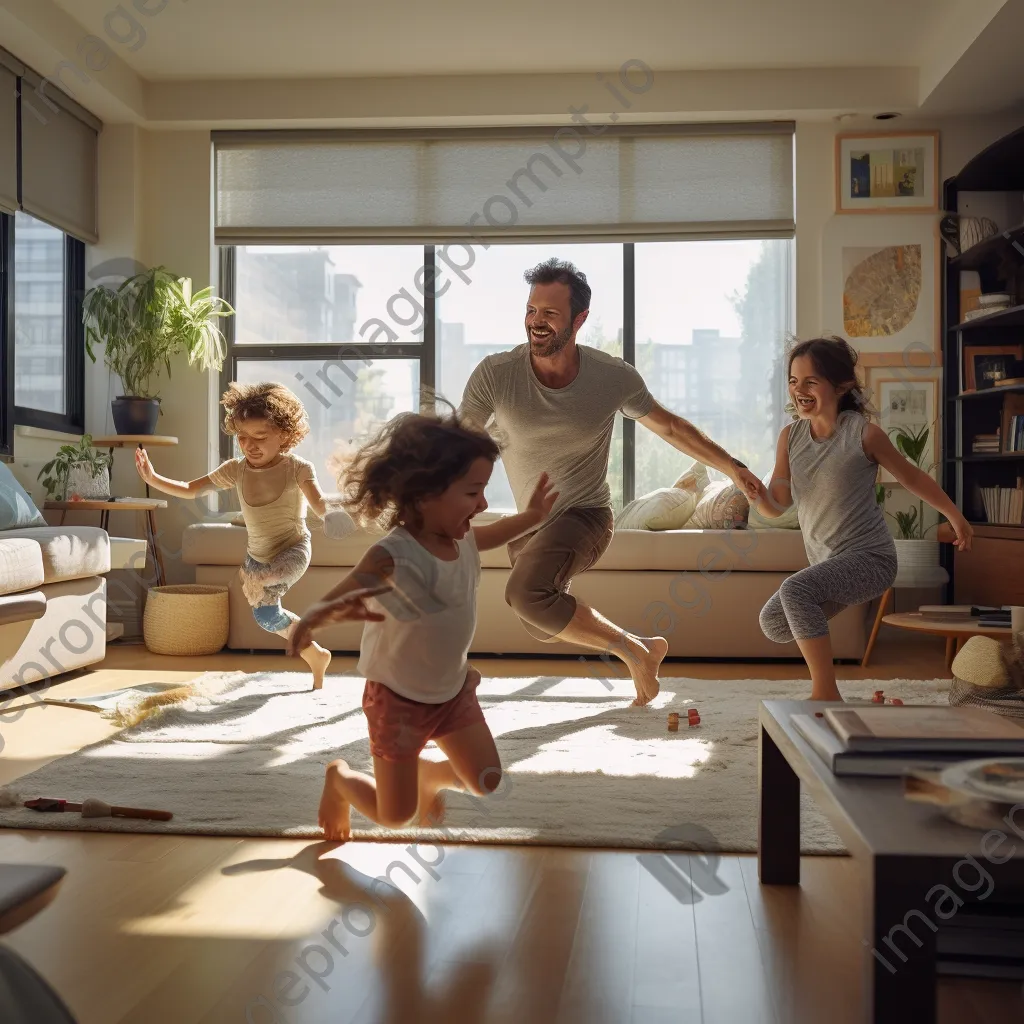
[357,527,480,704]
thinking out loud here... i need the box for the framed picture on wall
[864,365,942,482]
[822,215,942,360]
[963,344,1024,392]
[835,132,939,213]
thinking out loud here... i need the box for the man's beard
[527,323,573,357]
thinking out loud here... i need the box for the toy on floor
[668,713,680,732]
[2,793,172,821]
[872,690,885,704]
[688,709,701,727]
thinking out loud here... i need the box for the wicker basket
[143,584,229,656]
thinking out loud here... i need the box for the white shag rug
[0,672,950,853]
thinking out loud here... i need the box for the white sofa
[0,526,109,692]
[182,517,869,660]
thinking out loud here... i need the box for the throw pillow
[673,462,711,495]
[688,480,750,530]
[615,462,710,531]
[0,464,47,531]
[747,470,800,529]
[616,487,699,531]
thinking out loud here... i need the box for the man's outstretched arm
[637,399,764,501]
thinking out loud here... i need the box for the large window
[2,210,86,436]
[221,240,792,508]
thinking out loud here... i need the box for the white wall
[22,111,1021,605]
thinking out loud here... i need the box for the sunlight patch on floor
[508,724,712,778]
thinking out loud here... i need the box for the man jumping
[459,258,764,706]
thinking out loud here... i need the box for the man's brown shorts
[505,506,614,641]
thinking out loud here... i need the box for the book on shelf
[980,480,1024,525]
[791,714,970,777]
[823,706,1024,754]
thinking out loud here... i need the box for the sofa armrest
[0,539,45,596]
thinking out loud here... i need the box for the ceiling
[2,0,1021,126]
[52,0,959,80]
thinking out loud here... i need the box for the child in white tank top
[289,407,558,842]
[137,382,338,690]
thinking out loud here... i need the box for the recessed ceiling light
[873,112,902,120]
[834,112,859,122]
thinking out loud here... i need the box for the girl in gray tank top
[753,338,973,701]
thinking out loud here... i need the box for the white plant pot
[65,464,110,500]
[893,538,948,589]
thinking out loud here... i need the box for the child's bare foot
[301,642,332,691]
[319,761,351,841]
[625,635,667,706]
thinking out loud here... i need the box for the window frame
[1,213,13,459]
[11,215,85,436]
[219,240,792,505]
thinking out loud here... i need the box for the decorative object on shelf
[963,344,1024,392]
[958,270,982,317]
[143,584,229,656]
[939,213,961,256]
[963,293,1014,321]
[835,131,939,213]
[37,435,111,501]
[958,216,1000,253]
[83,266,234,435]
[822,215,940,357]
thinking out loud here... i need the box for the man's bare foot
[301,642,332,691]
[624,635,668,706]
[319,761,351,841]
[810,688,845,702]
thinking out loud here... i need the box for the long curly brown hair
[220,382,310,452]
[336,406,500,530]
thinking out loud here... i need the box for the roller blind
[19,69,100,243]
[214,123,795,245]
[0,63,18,215]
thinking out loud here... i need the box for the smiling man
[459,258,764,706]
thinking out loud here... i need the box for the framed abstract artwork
[822,214,942,360]
[835,132,939,213]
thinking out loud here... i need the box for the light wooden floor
[1,634,1022,1023]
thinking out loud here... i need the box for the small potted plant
[83,266,234,435]
[38,435,112,501]
[876,423,949,586]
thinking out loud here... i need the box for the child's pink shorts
[362,671,485,762]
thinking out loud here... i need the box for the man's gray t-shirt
[459,343,656,515]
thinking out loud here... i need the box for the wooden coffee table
[759,699,1024,1023]
[880,612,1012,668]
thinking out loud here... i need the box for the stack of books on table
[917,604,1005,621]
[792,705,1024,778]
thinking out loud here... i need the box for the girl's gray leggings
[760,549,897,643]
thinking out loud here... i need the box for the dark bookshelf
[943,124,1024,600]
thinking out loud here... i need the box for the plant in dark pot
[83,267,234,435]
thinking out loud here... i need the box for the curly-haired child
[287,406,557,841]
[136,382,334,689]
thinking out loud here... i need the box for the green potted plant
[83,267,234,435]
[876,423,949,587]
[38,435,112,500]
